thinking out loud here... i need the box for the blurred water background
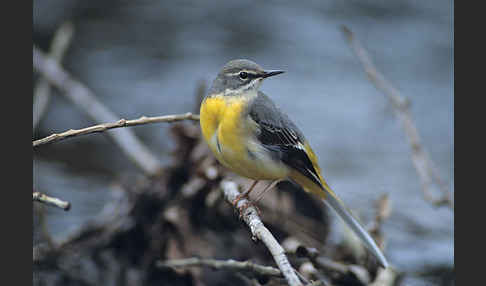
[33,1,453,285]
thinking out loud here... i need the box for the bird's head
[209,59,284,96]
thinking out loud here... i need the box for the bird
[199,59,388,268]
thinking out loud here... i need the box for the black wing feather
[248,92,323,188]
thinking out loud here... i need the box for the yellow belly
[199,94,289,180]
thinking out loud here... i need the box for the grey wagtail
[199,59,388,268]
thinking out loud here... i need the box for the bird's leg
[235,180,282,218]
[255,179,282,203]
[232,180,260,217]
[232,180,259,207]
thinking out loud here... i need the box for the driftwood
[33,123,397,286]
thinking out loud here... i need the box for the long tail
[290,170,389,268]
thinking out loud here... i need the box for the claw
[236,200,261,218]
[231,180,262,218]
[232,192,246,207]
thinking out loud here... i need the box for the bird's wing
[248,92,323,188]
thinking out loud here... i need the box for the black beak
[261,70,285,78]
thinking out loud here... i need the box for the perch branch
[33,192,71,211]
[157,257,282,278]
[33,46,162,175]
[341,26,453,209]
[33,22,74,130]
[221,180,303,286]
[33,113,199,147]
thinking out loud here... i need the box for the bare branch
[33,112,199,147]
[296,246,376,285]
[157,257,282,278]
[296,246,351,275]
[221,180,303,286]
[33,46,163,176]
[33,22,74,130]
[369,193,392,234]
[33,192,71,211]
[366,194,392,260]
[341,26,453,209]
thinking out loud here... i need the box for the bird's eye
[239,72,248,79]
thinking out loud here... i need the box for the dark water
[34,0,453,284]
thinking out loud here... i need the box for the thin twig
[366,194,392,237]
[33,22,74,130]
[296,246,372,285]
[366,193,392,262]
[296,246,348,275]
[341,26,453,209]
[235,272,263,286]
[33,46,162,175]
[157,257,282,278]
[221,180,303,286]
[33,192,71,211]
[33,113,199,147]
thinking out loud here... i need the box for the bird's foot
[232,195,261,218]
[231,192,247,207]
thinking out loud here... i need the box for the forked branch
[341,26,453,209]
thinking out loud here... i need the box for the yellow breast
[199,95,249,163]
[199,94,289,180]
[200,95,226,146]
